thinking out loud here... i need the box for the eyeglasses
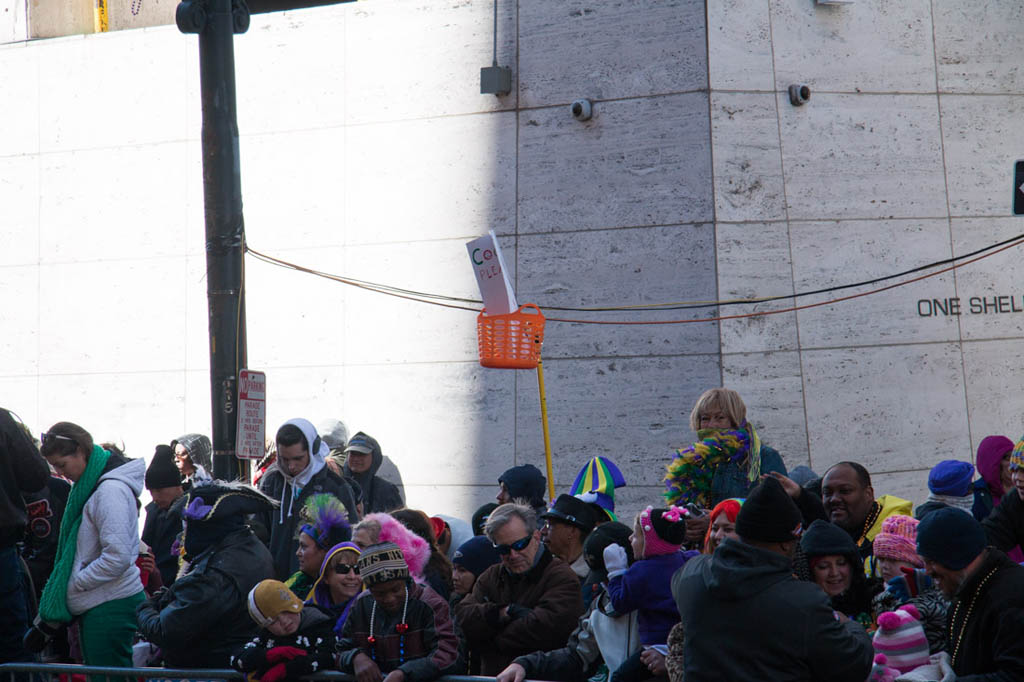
[40,432,77,446]
[332,563,360,575]
[493,534,533,556]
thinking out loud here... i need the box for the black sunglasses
[332,563,360,575]
[493,534,533,556]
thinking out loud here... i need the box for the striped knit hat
[1011,435,1024,470]
[358,541,409,587]
[872,515,924,568]
[872,604,930,673]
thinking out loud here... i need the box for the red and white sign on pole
[236,370,266,460]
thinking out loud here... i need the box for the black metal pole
[178,0,250,482]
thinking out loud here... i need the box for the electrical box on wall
[481,66,512,96]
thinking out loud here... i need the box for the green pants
[79,591,144,681]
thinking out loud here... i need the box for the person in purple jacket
[603,505,695,682]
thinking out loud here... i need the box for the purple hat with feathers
[298,493,352,549]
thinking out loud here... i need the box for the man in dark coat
[673,477,873,682]
[342,431,403,514]
[0,408,49,663]
[140,445,184,585]
[454,501,584,675]
[257,419,360,579]
[918,507,1024,680]
[136,482,276,668]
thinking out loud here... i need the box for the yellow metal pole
[536,357,556,501]
[94,0,109,32]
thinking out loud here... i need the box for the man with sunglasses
[0,408,50,664]
[454,502,584,676]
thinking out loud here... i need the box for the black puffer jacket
[136,526,274,668]
[0,407,49,547]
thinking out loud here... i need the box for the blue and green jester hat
[570,456,627,522]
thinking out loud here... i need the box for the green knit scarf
[38,445,110,623]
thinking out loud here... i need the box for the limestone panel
[721,351,809,468]
[341,237,494,366]
[404,484,505,526]
[711,92,786,223]
[234,7,344,136]
[716,222,799,353]
[518,0,707,108]
[184,255,210,373]
[963,339,1024,456]
[518,93,713,234]
[802,344,970,474]
[0,0,28,43]
[790,219,959,348]
[516,225,720,360]
[951,217,1024,340]
[933,2,1024,94]
[184,140,204,256]
[251,364,346,438]
[343,361,516,487]
[871,469,931,512]
[706,0,773,91]
[344,112,517,245]
[241,128,345,252]
[39,143,188,263]
[0,377,39,435]
[344,0,516,124]
[941,95,1024,217]
[38,257,187,374]
[0,266,38,376]
[769,0,935,93]
[38,29,188,152]
[0,43,38,156]
[0,155,39,266]
[107,0,174,32]
[38,370,187,458]
[245,246,346,370]
[515,355,723,488]
[778,94,946,220]
[183,369,211,440]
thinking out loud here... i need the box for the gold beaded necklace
[949,564,999,666]
[856,502,881,546]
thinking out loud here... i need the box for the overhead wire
[245,232,1024,326]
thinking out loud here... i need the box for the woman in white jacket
[33,422,145,670]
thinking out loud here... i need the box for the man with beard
[820,462,911,577]
[917,507,1024,679]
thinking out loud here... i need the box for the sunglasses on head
[332,562,360,575]
[493,534,533,556]
[40,432,77,446]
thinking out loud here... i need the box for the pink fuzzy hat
[361,512,431,579]
[873,605,930,674]
[872,515,924,568]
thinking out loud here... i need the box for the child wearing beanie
[451,536,500,606]
[603,506,698,682]
[231,579,338,682]
[870,605,954,680]
[870,515,949,654]
[337,542,462,682]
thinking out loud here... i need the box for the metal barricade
[0,664,512,682]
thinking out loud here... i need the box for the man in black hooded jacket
[343,431,403,514]
[136,483,275,668]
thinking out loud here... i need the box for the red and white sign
[236,370,266,460]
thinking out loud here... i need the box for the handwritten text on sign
[917,295,1024,317]
[236,370,266,460]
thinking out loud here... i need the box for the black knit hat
[583,521,634,573]
[146,445,182,490]
[800,519,859,559]
[917,507,986,570]
[735,477,803,543]
[472,502,499,536]
[541,494,597,533]
[498,464,547,507]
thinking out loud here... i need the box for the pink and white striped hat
[872,604,930,674]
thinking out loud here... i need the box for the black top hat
[540,494,598,533]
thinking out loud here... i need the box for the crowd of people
[2,386,1024,682]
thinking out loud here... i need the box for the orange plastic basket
[477,304,546,369]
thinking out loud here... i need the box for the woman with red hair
[702,498,744,554]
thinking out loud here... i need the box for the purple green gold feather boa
[663,422,761,508]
